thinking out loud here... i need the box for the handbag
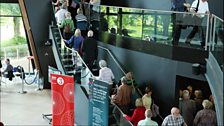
[183,14,203,26]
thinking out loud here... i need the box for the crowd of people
[54,0,101,40]
[109,75,217,126]
[51,1,217,126]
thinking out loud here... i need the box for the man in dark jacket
[2,59,14,80]
[82,30,98,71]
[171,0,189,46]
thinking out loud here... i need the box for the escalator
[17,0,222,125]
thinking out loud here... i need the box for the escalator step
[64,65,73,68]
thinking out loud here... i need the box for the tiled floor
[0,78,52,125]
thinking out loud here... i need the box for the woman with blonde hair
[193,99,217,126]
[65,28,84,55]
[123,98,146,126]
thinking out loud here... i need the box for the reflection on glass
[212,17,223,69]
[108,16,118,34]
[122,13,142,39]
[122,8,142,13]
[98,4,210,49]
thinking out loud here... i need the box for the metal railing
[98,46,126,75]
[84,2,210,50]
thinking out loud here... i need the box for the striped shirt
[162,115,185,126]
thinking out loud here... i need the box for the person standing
[55,2,68,25]
[82,30,98,71]
[59,12,75,40]
[95,60,115,93]
[65,29,84,53]
[185,0,209,48]
[138,109,158,126]
[193,99,217,126]
[179,90,196,126]
[162,107,187,126]
[111,76,132,114]
[171,0,189,46]
[142,86,152,110]
[124,98,146,126]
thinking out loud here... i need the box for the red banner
[50,74,74,126]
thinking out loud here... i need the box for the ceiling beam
[0,0,18,3]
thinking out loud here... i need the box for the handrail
[108,96,134,126]
[84,2,210,16]
[98,45,143,96]
[51,2,94,77]
[211,14,223,51]
[98,46,126,75]
[62,39,95,77]
[212,14,224,22]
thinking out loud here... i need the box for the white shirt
[191,0,209,17]
[55,9,68,24]
[138,118,158,126]
[96,67,114,84]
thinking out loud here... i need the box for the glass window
[122,13,142,39]
[142,11,172,43]
[0,3,32,73]
[0,3,21,16]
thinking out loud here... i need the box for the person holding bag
[185,0,210,48]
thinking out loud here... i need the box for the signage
[50,74,74,126]
[89,79,109,126]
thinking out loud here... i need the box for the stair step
[62,58,72,61]
[54,32,60,36]
[67,70,75,75]
[55,36,61,40]
[64,65,73,68]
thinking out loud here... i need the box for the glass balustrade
[211,15,223,70]
[83,3,210,50]
[52,2,211,50]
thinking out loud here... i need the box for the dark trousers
[186,17,205,47]
[172,13,183,46]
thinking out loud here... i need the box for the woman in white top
[96,60,114,84]
[142,86,152,110]
[95,60,115,94]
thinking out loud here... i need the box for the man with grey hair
[162,107,187,126]
[82,30,98,71]
[179,90,196,126]
[138,109,158,126]
[193,99,217,126]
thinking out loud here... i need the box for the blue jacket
[66,35,84,51]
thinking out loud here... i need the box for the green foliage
[1,36,26,47]
[0,3,21,16]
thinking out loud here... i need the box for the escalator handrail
[98,45,143,96]
[98,46,126,75]
[51,2,94,77]
[61,35,94,77]
[108,96,134,126]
